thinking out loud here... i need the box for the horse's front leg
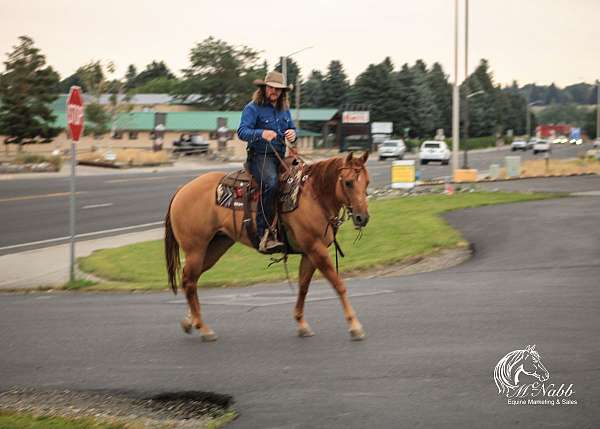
[295,254,316,337]
[307,244,365,340]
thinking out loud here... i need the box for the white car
[569,138,583,145]
[419,141,450,165]
[533,139,551,155]
[511,140,528,151]
[593,138,600,149]
[378,139,406,160]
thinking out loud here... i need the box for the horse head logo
[494,345,550,395]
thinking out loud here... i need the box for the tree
[426,62,452,135]
[351,57,403,131]
[134,61,175,88]
[124,64,138,90]
[0,36,60,148]
[301,70,325,108]
[462,59,498,137]
[175,36,263,110]
[321,60,350,108]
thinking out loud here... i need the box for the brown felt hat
[253,70,294,91]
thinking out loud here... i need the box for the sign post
[66,86,84,283]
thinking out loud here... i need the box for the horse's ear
[526,345,532,352]
[360,151,369,164]
[345,152,353,165]
[531,345,536,352]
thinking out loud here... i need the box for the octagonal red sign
[66,86,84,142]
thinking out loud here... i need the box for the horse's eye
[345,180,354,188]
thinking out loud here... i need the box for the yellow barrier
[453,169,478,183]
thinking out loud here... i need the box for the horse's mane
[494,349,526,394]
[305,156,343,205]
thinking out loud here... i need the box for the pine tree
[0,36,60,148]
[321,60,350,108]
[124,64,138,90]
[301,70,325,108]
[426,62,452,135]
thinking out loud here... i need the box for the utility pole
[281,56,287,86]
[452,0,460,173]
[462,0,469,169]
[295,74,301,129]
[596,79,599,140]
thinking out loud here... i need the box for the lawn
[77,191,560,290]
[0,411,123,429]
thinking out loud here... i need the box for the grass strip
[77,192,560,291]
[0,410,123,429]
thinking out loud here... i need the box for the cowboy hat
[253,70,294,91]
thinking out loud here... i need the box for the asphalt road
[0,195,598,428]
[0,142,593,252]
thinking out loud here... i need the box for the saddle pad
[215,160,308,213]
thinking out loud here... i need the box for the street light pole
[596,79,599,140]
[462,0,469,169]
[281,46,314,133]
[452,0,460,173]
[526,100,541,139]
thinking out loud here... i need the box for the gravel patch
[0,387,235,428]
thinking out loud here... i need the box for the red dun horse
[164,151,370,341]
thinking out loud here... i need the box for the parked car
[569,138,583,145]
[511,140,528,151]
[419,140,450,165]
[173,133,209,154]
[527,138,538,150]
[378,139,406,160]
[552,136,568,144]
[533,139,551,155]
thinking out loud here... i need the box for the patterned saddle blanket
[215,157,308,213]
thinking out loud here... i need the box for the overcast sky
[1,0,598,87]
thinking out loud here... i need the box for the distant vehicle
[569,138,583,145]
[173,133,209,154]
[552,136,568,144]
[510,140,528,151]
[527,138,538,149]
[419,140,450,165]
[378,139,406,160]
[593,138,600,149]
[533,139,551,155]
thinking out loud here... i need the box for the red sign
[67,86,84,141]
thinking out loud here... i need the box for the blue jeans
[247,152,279,241]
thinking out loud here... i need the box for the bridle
[337,164,367,220]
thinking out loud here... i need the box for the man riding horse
[237,70,297,254]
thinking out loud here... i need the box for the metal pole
[452,0,460,173]
[462,0,469,169]
[526,103,531,139]
[596,79,599,140]
[69,141,76,283]
[282,56,288,86]
[295,74,301,129]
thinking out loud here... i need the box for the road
[0,142,593,253]
[0,194,598,428]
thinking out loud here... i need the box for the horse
[494,345,549,395]
[164,151,370,341]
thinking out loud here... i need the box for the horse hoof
[180,320,193,335]
[297,327,315,337]
[350,328,366,341]
[201,332,219,342]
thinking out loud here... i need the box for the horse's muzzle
[352,212,369,228]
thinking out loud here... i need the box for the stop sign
[67,86,84,141]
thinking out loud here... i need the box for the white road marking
[0,221,163,252]
[82,203,113,210]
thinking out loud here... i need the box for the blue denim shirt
[237,101,296,156]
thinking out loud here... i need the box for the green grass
[77,192,560,290]
[0,411,123,429]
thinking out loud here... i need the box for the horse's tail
[165,191,181,295]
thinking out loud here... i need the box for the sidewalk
[0,228,163,290]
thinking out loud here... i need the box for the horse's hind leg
[180,248,218,342]
[308,244,365,341]
[295,254,316,337]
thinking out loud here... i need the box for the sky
[1,0,599,88]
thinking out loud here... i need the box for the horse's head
[521,345,549,383]
[338,151,370,228]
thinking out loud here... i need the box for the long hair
[252,86,290,111]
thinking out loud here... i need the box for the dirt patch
[78,149,170,168]
[0,388,235,429]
